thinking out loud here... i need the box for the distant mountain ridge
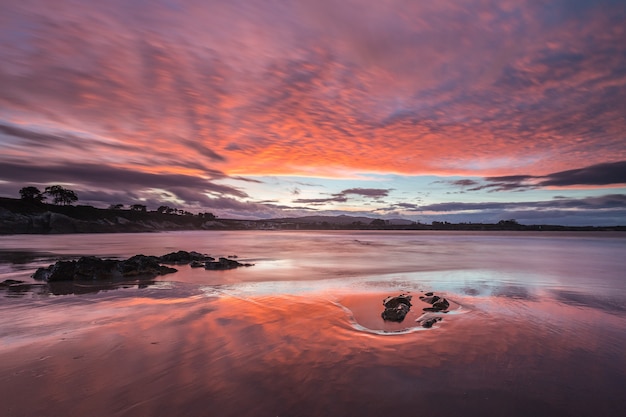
[269,215,414,225]
[1,197,623,234]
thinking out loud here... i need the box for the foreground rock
[33,255,178,282]
[417,316,442,328]
[420,293,450,312]
[381,294,413,322]
[31,250,255,281]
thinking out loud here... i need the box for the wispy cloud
[0,0,624,224]
[293,187,390,205]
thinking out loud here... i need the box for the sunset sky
[1,0,625,225]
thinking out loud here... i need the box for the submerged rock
[381,294,413,322]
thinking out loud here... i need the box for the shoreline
[2,197,624,234]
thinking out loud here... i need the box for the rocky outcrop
[379,291,451,327]
[158,250,214,264]
[31,251,255,282]
[33,255,177,281]
[381,294,413,322]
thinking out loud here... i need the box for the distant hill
[269,215,414,226]
[1,197,623,234]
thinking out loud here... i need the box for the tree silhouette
[19,186,46,203]
[44,185,78,205]
[130,204,147,212]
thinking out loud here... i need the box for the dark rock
[432,298,450,311]
[418,316,442,328]
[205,257,250,270]
[419,295,441,304]
[381,294,413,322]
[159,250,213,264]
[424,292,434,296]
[204,258,253,271]
[422,307,449,313]
[74,256,120,280]
[383,294,413,308]
[381,303,411,322]
[189,260,206,268]
[120,255,177,277]
[33,254,177,281]
[34,260,78,282]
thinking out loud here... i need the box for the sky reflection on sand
[1,231,625,416]
[1,283,625,417]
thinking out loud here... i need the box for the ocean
[1,230,625,416]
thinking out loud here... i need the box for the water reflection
[1,231,625,416]
[0,278,161,297]
[1,288,624,417]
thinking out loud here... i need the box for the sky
[1,0,625,226]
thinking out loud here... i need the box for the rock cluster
[159,251,253,269]
[32,255,178,281]
[417,316,442,328]
[158,250,212,264]
[31,250,254,282]
[380,291,451,328]
[419,292,450,312]
[416,291,450,328]
[381,294,413,322]
[205,257,254,270]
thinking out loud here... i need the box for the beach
[1,231,625,416]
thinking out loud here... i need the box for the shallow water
[1,231,625,416]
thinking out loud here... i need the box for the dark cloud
[450,179,480,187]
[230,176,264,184]
[415,194,626,213]
[0,123,138,153]
[451,161,626,192]
[340,188,390,198]
[293,196,349,205]
[540,161,626,186]
[0,161,247,204]
[293,188,390,205]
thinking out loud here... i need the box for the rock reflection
[0,278,160,297]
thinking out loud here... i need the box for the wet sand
[2,284,625,417]
[2,231,625,416]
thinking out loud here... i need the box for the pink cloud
[1,0,624,184]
